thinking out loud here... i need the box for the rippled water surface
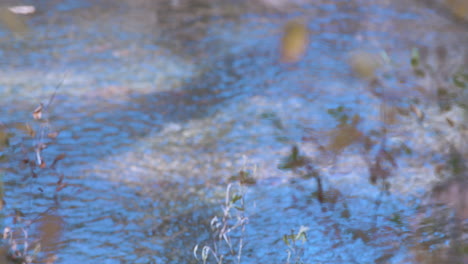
[1,0,467,263]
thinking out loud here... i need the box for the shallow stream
[0,0,467,263]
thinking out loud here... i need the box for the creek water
[0,0,467,263]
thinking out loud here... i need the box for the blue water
[0,0,466,263]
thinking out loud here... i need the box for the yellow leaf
[445,0,468,20]
[281,20,308,63]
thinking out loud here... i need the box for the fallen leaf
[281,20,309,63]
[328,124,363,153]
[35,212,64,254]
[47,131,59,139]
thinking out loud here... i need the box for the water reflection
[0,0,467,263]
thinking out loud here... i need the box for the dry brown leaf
[51,154,66,168]
[47,131,59,139]
[328,124,363,153]
[35,212,64,254]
